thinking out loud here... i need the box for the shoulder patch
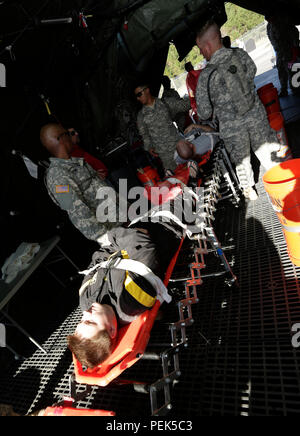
[56,185,70,194]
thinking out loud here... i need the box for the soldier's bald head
[40,123,65,156]
[40,123,60,147]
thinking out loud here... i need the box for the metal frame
[59,147,241,416]
[0,236,80,358]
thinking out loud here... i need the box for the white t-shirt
[174,129,218,164]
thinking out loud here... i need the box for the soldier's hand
[177,139,194,149]
[184,124,196,134]
[165,169,174,178]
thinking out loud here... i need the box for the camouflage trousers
[276,53,292,93]
[157,145,178,171]
[223,118,283,190]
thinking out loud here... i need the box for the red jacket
[186,69,202,114]
[71,145,108,178]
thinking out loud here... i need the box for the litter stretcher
[44,136,240,416]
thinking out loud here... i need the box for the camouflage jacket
[46,157,122,241]
[137,97,190,170]
[162,88,181,100]
[196,47,268,139]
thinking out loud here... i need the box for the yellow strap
[44,101,52,116]
[121,250,129,259]
[122,249,156,307]
[124,272,156,308]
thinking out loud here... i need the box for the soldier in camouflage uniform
[161,76,186,132]
[40,124,124,243]
[266,14,299,97]
[135,83,191,173]
[196,22,284,200]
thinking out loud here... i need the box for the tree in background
[223,2,264,41]
[164,2,264,78]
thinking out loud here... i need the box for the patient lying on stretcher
[68,223,183,369]
[175,124,218,178]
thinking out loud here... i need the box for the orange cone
[263,159,300,266]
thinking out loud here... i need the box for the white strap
[79,258,172,304]
[97,232,111,247]
[167,178,200,201]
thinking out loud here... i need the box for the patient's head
[177,140,195,161]
[68,303,118,368]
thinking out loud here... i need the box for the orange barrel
[259,86,281,115]
[137,166,160,187]
[263,159,300,266]
[257,83,274,97]
[268,112,293,161]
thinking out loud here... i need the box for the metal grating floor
[1,173,300,416]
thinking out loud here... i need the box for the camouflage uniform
[196,47,282,190]
[267,18,299,93]
[46,157,123,241]
[137,97,190,171]
[162,88,181,100]
[162,89,187,132]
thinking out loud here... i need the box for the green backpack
[206,49,256,117]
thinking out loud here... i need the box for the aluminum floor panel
[1,177,300,416]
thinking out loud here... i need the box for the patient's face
[75,303,117,340]
[192,144,204,161]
